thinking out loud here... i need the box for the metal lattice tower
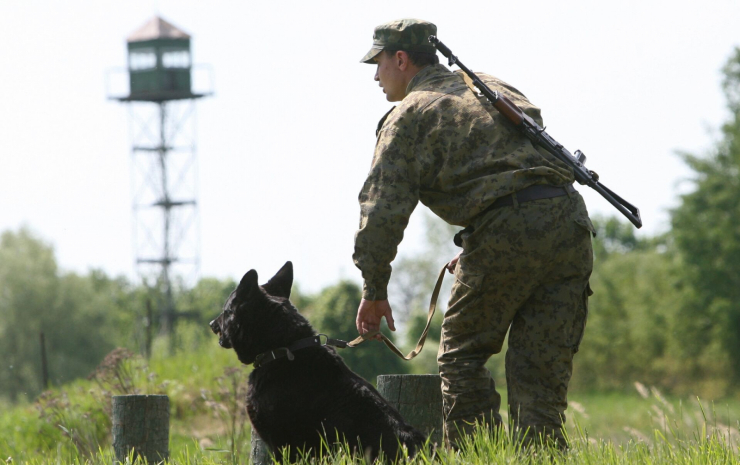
[110,16,212,350]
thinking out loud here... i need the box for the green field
[2,340,740,464]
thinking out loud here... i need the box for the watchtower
[124,17,200,101]
[111,16,212,353]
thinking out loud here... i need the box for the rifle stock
[492,93,525,126]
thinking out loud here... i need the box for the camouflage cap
[360,19,437,64]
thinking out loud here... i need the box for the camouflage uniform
[354,20,594,448]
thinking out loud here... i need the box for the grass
[2,336,740,464]
[4,420,740,465]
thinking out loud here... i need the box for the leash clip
[318,333,349,349]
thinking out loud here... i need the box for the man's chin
[384,92,400,103]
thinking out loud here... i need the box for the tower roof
[127,16,190,42]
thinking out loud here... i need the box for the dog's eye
[224,309,234,316]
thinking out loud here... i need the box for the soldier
[353,19,595,448]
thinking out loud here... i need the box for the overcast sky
[1,1,738,294]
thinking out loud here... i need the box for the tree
[589,214,645,259]
[300,281,408,383]
[174,277,237,352]
[670,46,740,384]
[0,228,135,402]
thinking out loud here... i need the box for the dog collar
[253,334,349,368]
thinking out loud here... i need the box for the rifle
[428,35,642,229]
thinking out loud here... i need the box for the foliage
[670,46,740,385]
[300,280,409,383]
[0,224,240,403]
[3,327,740,463]
[177,277,236,325]
[200,366,251,464]
[1,340,241,462]
[6,386,740,463]
[0,228,137,402]
[590,214,649,259]
[573,238,696,392]
[28,348,163,459]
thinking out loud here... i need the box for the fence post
[112,395,170,463]
[377,374,443,447]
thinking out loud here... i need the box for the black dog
[209,262,427,461]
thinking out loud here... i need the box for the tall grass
[6,418,740,465]
[3,336,740,464]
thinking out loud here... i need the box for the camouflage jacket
[353,64,574,300]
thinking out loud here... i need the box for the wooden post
[377,374,443,447]
[250,430,271,465]
[39,331,49,390]
[112,395,169,463]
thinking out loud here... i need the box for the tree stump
[250,430,271,465]
[112,395,169,463]
[377,374,443,447]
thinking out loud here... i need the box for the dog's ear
[262,261,293,299]
[235,269,259,299]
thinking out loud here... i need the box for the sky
[1,1,739,294]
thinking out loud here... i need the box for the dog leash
[345,264,448,360]
[252,264,448,367]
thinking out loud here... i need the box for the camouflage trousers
[437,191,594,448]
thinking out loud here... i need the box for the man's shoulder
[378,78,474,135]
[413,70,468,99]
[459,70,533,104]
[398,73,468,113]
[378,68,501,134]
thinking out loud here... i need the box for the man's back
[372,63,574,227]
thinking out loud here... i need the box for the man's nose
[374,68,379,82]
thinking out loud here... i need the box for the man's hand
[446,251,462,274]
[356,299,396,340]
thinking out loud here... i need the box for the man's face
[374,51,406,102]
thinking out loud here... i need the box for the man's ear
[396,50,409,71]
[235,269,259,299]
[262,261,293,299]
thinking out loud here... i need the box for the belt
[489,183,575,209]
[454,184,576,247]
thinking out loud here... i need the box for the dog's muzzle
[209,317,232,348]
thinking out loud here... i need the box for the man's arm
[352,124,420,301]
[353,121,420,335]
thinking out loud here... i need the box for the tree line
[2,48,740,404]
